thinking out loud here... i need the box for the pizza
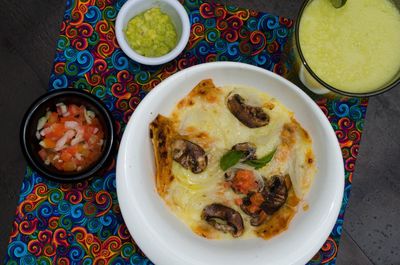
[149,79,316,239]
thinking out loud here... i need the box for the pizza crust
[149,114,177,196]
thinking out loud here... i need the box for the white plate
[116,62,344,265]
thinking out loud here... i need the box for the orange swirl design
[85,73,102,86]
[83,189,95,201]
[121,109,132,124]
[340,140,353,149]
[95,191,112,217]
[227,16,244,30]
[205,53,217,62]
[19,201,35,214]
[74,180,89,191]
[96,0,106,10]
[279,16,294,27]
[20,219,38,235]
[216,19,228,31]
[116,99,129,111]
[93,59,108,73]
[19,185,48,214]
[126,82,140,95]
[350,144,359,157]
[57,257,70,265]
[116,70,133,83]
[111,32,119,48]
[89,240,102,256]
[71,227,123,263]
[72,37,88,51]
[112,204,120,214]
[250,31,266,55]
[78,2,88,12]
[94,258,107,265]
[60,183,72,191]
[38,230,52,244]
[321,237,337,263]
[235,9,250,20]
[65,25,79,39]
[267,40,279,54]
[103,236,122,253]
[214,6,227,19]
[96,20,111,35]
[53,228,69,248]
[27,240,42,255]
[338,117,354,130]
[36,183,49,196]
[66,190,83,205]
[239,40,251,55]
[48,216,59,230]
[83,202,97,216]
[70,9,85,26]
[177,55,197,70]
[105,31,115,43]
[141,78,161,92]
[192,23,205,37]
[60,21,67,33]
[78,22,94,38]
[110,83,124,96]
[345,157,356,172]
[249,9,258,17]
[238,27,249,39]
[43,244,56,257]
[222,29,238,42]
[54,62,65,75]
[199,3,214,18]
[72,226,87,241]
[117,224,131,240]
[341,148,350,159]
[189,23,205,49]
[96,41,115,58]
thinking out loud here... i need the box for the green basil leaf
[220,150,245,171]
[244,149,276,169]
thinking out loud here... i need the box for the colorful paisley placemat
[5,0,368,264]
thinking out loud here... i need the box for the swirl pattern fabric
[5,0,368,264]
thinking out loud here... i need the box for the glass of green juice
[294,0,400,97]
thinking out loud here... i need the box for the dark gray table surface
[0,0,399,264]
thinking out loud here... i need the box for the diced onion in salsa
[36,102,104,172]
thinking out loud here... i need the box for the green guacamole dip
[124,7,178,57]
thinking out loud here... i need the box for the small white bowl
[115,0,190,65]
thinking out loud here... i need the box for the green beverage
[299,0,400,94]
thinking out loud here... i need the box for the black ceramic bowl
[20,89,116,182]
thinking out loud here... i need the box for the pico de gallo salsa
[36,102,105,172]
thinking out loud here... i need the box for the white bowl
[115,0,190,65]
[116,62,344,265]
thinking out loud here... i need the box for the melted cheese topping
[157,80,316,240]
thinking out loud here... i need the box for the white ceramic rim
[116,62,344,265]
[115,0,191,65]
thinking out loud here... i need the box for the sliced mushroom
[250,211,268,226]
[201,203,244,237]
[240,192,267,226]
[261,175,288,215]
[227,93,269,128]
[231,142,257,160]
[171,139,208,174]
